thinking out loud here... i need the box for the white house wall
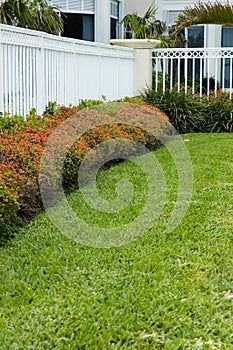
[125,0,233,25]
[124,0,154,17]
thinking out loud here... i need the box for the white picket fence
[0,24,134,117]
[153,47,233,97]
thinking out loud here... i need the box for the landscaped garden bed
[0,132,232,348]
[1,95,233,348]
[0,100,169,243]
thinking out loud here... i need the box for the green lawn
[0,133,233,349]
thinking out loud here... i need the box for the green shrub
[142,87,233,133]
[0,113,25,133]
[141,87,203,133]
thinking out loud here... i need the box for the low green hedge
[142,87,233,133]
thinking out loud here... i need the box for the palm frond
[120,6,160,39]
[174,1,233,35]
[0,0,63,34]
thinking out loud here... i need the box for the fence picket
[0,24,133,118]
[153,47,233,97]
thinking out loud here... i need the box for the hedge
[0,100,170,242]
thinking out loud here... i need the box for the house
[48,0,125,44]
[125,0,233,89]
[124,0,233,48]
[125,0,233,27]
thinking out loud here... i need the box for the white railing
[153,47,233,97]
[0,24,133,117]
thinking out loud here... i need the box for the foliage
[0,0,63,34]
[168,25,187,48]
[120,6,158,39]
[0,0,30,27]
[0,164,24,220]
[0,113,24,133]
[174,1,233,35]
[121,6,186,48]
[142,86,233,133]
[77,98,106,110]
[182,77,220,95]
[0,133,233,347]
[0,101,169,239]
[29,0,63,34]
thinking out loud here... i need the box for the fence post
[133,48,153,95]
[36,33,45,115]
[110,39,160,96]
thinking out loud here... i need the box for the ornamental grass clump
[142,87,233,133]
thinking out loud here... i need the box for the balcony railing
[152,47,233,97]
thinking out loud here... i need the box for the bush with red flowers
[0,100,170,241]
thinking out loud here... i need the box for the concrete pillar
[110,39,160,96]
[133,48,153,95]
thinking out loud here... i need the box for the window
[222,27,233,47]
[167,11,181,26]
[186,26,204,79]
[187,26,204,48]
[110,0,119,39]
[222,27,233,88]
[61,13,94,41]
[50,0,95,41]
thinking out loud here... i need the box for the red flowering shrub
[0,164,25,222]
[0,101,170,238]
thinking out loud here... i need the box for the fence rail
[153,47,233,97]
[0,24,133,117]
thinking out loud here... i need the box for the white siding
[50,0,95,12]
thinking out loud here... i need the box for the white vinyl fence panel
[153,47,233,97]
[0,24,133,117]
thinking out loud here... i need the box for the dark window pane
[188,26,204,48]
[187,26,204,81]
[222,27,233,88]
[222,27,233,47]
[61,13,94,42]
[111,18,118,39]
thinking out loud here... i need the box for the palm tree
[0,0,32,27]
[0,0,63,35]
[120,6,186,48]
[173,1,233,35]
[120,5,187,90]
[29,0,63,34]
[120,6,168,40]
